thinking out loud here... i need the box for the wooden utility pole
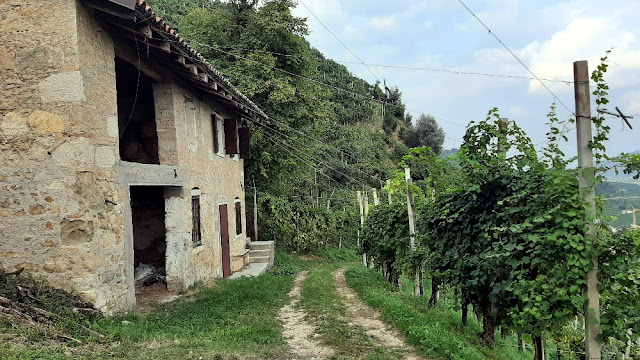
[405,168,420,295]
[574,60,601,360]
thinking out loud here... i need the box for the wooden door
[219,204,231,278]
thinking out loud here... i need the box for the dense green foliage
[401,114,445,154]
[360,54,640,358]
[147,0,423,250]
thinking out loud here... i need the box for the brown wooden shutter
[224,118,238,155]
[238,127,251,159]
[211,115,219,154]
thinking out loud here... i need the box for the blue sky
[292,0,640,156]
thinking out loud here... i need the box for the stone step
[248,241,274,251]
[250,255,270,263]
[249,249,271,258]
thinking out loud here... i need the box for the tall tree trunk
[461,298,469,327]
[532,335,543,360]
[518,333,525,351]
[479,304,495,345]
[428,279,439,306]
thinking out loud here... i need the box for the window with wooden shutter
[224,118,238,155]
[192,194,202,247]
[235,200,242,235]
[238,127,251,159]
[211,114,219,154]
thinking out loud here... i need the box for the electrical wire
[297,0,380,84]
[456,0,575,115]
[201,43,574,84]
[185,40,468,128]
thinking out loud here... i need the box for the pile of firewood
[0,267,105,344]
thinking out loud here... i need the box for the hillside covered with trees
[147,0,446,250]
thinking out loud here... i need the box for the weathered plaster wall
[0,0,130,312]
[165,84,248,288]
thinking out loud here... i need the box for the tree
[402,114,445,155]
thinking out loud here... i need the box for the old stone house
[0,0,273,313]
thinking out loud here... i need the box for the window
[192,190,202,247]
[235,199,242,235]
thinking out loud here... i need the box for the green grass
[299,264,403,360]
[345,266,535,360]
[1,251,313,359]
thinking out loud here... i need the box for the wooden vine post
[357,191,363,247]
[574,60,601,360]
[405,168,422,295]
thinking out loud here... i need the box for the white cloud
[292,0,346,21]
[370,16,397,31]
[523,15,640,94]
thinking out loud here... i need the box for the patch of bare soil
[277,271,334,360]
[333,268,422,360]
[135,283,179,310]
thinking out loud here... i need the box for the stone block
[60,220,94,245]
[43,255,74,273]
[106,115,118,138]
[0,48,14,70]
[1,112,29,136]
[27,110,65,134]
[39,71,86,103]
[16,47,47,71]
[51,138,94,167]
[95,146,116,168]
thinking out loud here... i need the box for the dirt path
[334,267,422,360]
[278,271,335,359]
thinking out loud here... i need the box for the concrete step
[249,249,271,258]
[248,241,274,251]
[228,262,269,279]
[250,255,270,263]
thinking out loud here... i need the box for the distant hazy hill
[597,181,640,228]
[439,148,459,159]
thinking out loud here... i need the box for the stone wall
[0,0,250,313]
[0,0,130,312]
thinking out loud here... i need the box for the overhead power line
[456,0,575,115]
[183,40,468,128]
[204,43,574,84]
[297,0,381,84]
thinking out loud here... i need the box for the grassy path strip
[299,264,405,360]
[278,271,335,359]
[345,266,533,360]
[1,252,311,359]
[333,268,422,360]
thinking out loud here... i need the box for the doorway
[219,204,231,278]
[130,186,168,302]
